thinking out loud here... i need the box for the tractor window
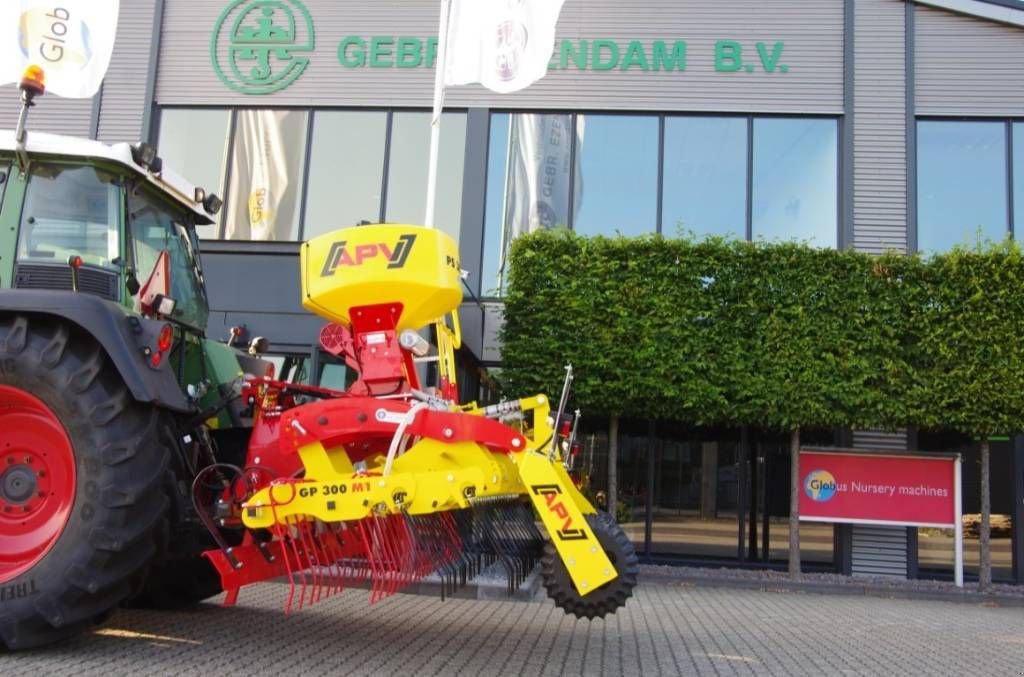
[128,189,209,331]
[17,164,121,268]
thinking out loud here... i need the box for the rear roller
[541,511,639,619]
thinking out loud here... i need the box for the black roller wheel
[541,511,639,619]
[0,316,169,650]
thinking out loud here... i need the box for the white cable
[383,402,429,476]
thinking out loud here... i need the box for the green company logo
[211,0,315,94]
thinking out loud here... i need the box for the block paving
[3,577,1023,675]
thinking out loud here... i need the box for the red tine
[298,519,324,605]
[313,524,339,600]
[285,518,309,612]
[381,515,398,599]
[358,517,383,604]
[272,521,298,614]
[320,525,345,596]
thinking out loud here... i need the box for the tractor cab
[0,131,219,332]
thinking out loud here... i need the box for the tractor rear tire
[541,511,639,620]
[125,435,225,610]
[129,556,223,609]
[0,315,169,650]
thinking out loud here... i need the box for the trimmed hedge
[501,231,991,434]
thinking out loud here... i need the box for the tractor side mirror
[126,271,141,296]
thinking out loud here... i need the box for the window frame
[155,105,470,243]
[127,181,211,331]
[15,161,124,271]
[914,116,1024,254]
[480,110,842,298]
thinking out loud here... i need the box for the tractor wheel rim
[0,385,76,584]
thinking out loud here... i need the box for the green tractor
[0,71,265,649]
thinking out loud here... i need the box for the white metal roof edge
[0,130,214,225]
[915,0,1024,28]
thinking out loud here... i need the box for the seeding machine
[197,224,639,616]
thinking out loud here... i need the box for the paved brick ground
[3,579,1024,675]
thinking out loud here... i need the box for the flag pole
[496,116,516,291]
[425,0,453,229]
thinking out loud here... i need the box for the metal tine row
[403,511,465,600]
[436,511,469,598]
[357,513,424,604]
[499,499,542,593]
[275,516,310,613]
[358,514,390,604]
[304,520,369,604]
[265,517,373,614]
[472,499,543,595]
[331,522,372,591]
[445,508,486,596]
[265,501,543,614]
[505,501,543,588]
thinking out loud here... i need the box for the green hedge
[500,230,1024,437]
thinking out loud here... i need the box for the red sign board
[799,450,958,527]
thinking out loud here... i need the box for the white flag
[0,1,119,99]
[225,110,306,241]
[444,0,566,94]
[497,113,584,286]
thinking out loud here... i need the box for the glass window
[223,110,308,241]
[263,355,311,384]
[918,121,1007,253]
[384,112,466,244]
[917,431,1015,583]
[303,111,387,239]
[129,187,210,330]
[157,109,231,240]
[752,118,837,247]
[573,114,658,238]
[319,362,349,391]
[1014,123,1024,237]
[662,117,747,240]
[481,113,576,296]
[18,164,121,268]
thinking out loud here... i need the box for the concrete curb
[638,570,1024,607]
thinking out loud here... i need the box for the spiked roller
[197,224,638,618]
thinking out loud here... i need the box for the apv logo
[320,234,417,277]
[211,0,315,95]
[531,484,588,541]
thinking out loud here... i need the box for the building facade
[3,0,1024,582]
